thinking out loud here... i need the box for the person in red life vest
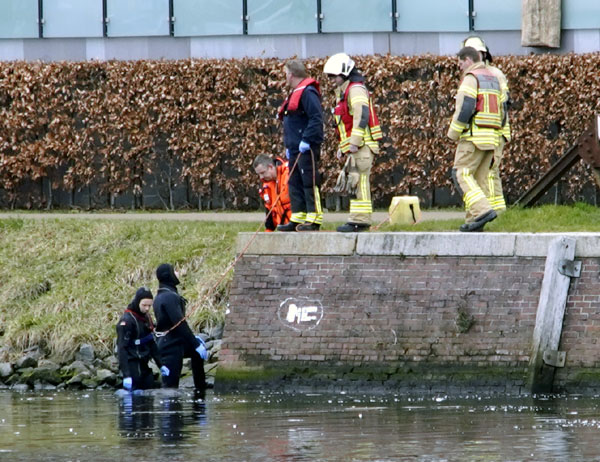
[116,287,169,391]
[253,153,291,232]
[323,53,382,233]
[276,59,324,232]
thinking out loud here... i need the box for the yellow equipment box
[389,196,421,225]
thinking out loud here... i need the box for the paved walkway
[0,210,463,223]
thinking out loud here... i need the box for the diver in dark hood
[153,263,207,390]
[116,287,169,391]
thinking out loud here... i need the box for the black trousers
[160,343,206,390]
[288,148,321,218]
[128,359,160,390]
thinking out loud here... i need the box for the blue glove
[299,140,310,153]
[160,365,170,377]
[195,335,208,360]
[123,377,132,390]
[285,148,290,159]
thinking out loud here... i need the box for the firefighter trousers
[487,137,507,212]
[452,140,494,224]
[288,148,323,225]
[348,145,373,225]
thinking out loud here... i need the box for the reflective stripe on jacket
[487,63,511,142]
[333,81,382,154]
[447,62,503,150]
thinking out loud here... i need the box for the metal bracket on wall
[543,350,566,368]
[558,259,581,278]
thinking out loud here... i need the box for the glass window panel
[247,0,316,35]
[44,0,103,38]
[173,0,242,36]
[106,0,169,37]
[396,0,469,32]
[473,0,521,31]
[563,0,600,30]
[0,0,39,38]
[321,0,392,33]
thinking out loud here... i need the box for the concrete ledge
[357,233,518,257]
[237,231,600,257]
[236,232,357,255]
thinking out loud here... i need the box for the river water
[2,390,600,461]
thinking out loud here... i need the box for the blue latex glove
[160,365,170,377]
[123,377,132,390]
[285,148,290,159]
[195,335,208,361]
[299,140,311,153]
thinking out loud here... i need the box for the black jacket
[283,85,324,155]
[116,310,162,378]
[153,283,200,352]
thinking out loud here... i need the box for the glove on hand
[285,148,290,159]
[195,335,208,361]
[160,365,170,377]
[123,377,133,390]
[333,170,347,194]
[299,140,311,153]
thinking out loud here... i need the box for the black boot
[337,222,370,233]
[296,222,320,232]
[459,210,497,232]
[277,221,299,232]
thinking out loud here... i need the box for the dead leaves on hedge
[1,55,599,207]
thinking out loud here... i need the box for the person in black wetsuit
[116,287,169,391]
[153,263,207,390]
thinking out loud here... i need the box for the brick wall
[217,233,600,393]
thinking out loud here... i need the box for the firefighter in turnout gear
[462,36,511,213]
[277,59,324,232]
[253,153,291,232]
[447,46,504,232]
[324,53,382,233]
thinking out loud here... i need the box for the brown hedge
[1,54,599,209]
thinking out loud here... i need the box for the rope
[154,153,302,338]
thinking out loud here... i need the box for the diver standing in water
[116,287,169,391]
[153,263,208,391]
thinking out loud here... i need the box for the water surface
[2,390,600,461]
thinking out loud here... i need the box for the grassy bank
[0,218,256,362]
[1,203,599,362]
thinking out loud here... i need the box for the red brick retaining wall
[217,233,600,393]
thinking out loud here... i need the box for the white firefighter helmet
[323,53,355,77]
[462,36,487,53]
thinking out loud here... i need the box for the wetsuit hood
[156,263,180,286]
[127,287,153,314]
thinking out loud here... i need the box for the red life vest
[333,82,382,153]
[278,78,321,120]
[258,157,291,231]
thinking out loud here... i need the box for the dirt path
[0,210,463,223]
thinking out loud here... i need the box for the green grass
[2,204,600,362]
[384,203,600,233]
[0,219,257,362]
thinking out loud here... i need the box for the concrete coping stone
[237,232,600,258]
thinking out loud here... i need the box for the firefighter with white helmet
[323,53,382,233]
[462,36,511,213]
[447,46,504,232]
